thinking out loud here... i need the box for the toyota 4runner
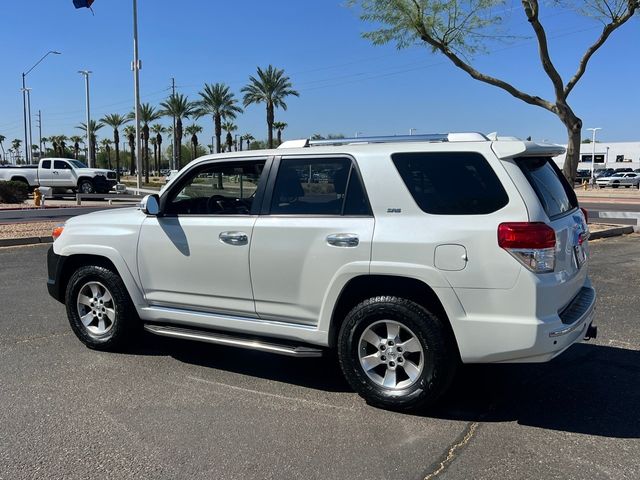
[47,133,597,411]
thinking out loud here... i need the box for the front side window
[270,157,370,215]
[392,152,509,215]
[54,160,71,170]
[164,160,265,215]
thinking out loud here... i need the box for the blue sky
[0,0,638,152]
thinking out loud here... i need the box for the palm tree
[40,137,49,156]
[241,133,254,151]
[0,134,6,164]
[159,93,195,169]
[273,121,288,145]
[129,103,162,183]
[123,125,137,175]
[195,83,243,154]
[11,139,22,163]
[222,121,237,152]
[76,120,104,166]
[241,65,299,148]
[150,124,166,174]
[101,113,130,182]
[69,135,83,160]
[100,138,113,169]
[184,124,203,160]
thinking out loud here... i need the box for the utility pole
[78,71,93,167]
[132,0,143,190]
[25,88,33,162]
[171,77,176,170]
[587,127,602,183]
[36,110,42,157]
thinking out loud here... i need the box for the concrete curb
[590,226,635,240]
[0,236,53,247]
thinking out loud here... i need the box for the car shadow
[429,343,640,439]
[129,335,640,438]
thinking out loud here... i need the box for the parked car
[46,133,596,411]
[594,169,615,179]
[596,172,640,188]
[0,158,117,194]
[614,167,634,173]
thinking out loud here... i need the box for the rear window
[515,157,577,219]
[391,152,509,215]
[41,160,51,169]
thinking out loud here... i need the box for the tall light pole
[409,128,417,135]
[78,71,93,167]
[21,51,61,163]
[132,0,143,190]
[587,127,602,182]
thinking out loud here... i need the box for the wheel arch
[328,274,460,356]
[77,176,94,186]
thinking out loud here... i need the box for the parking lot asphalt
[0,237,638,480]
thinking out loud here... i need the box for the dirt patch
[0,221,58,239]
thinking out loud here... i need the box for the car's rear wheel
[338,296,457,411]
[65,265,137,350]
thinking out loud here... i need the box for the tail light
[498,222,556,273]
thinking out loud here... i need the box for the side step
[143,324,323,358]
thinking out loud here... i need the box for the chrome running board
[144,324,323,358]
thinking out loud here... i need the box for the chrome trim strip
[144,324,323,358]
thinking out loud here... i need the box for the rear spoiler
[491,141,566,160]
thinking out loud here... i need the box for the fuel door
[434,244,468,271]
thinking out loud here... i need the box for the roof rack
[278,132,488,149]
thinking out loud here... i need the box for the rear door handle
[219,231,248,246]
[326,233,359,248]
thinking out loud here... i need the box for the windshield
[69,160,88,169]
[611,173,625,178]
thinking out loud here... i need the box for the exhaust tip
[584,324,598,341]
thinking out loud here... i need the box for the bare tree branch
[564,2,638,97]
[521,1,567,102]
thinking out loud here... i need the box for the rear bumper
[452,281,597,364]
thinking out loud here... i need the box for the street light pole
[21,51,61,164]
[587,127,602,183]
[26,89,33,162]
[132,0,143,190]
[79,71,93,167]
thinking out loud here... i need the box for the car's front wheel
[78,179,95,194]
[338,296,457,411]
[65,265,137,350]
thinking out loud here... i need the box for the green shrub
[0,181,29,204]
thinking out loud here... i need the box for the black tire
[65,265,138,351]
[78,179,95,194]
[337,296,457,411]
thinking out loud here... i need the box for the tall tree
[101,113,130,182]
[242,66,299,148]
[184,124,203,160]
[130,103,162,183]
[76,120,104,165]
[150,124,167,174]
[69,135,83,160]
[195,83,243,154]
[40,137,49,156]
[241,133,254,151]
[222,121,237,152]
[123,125,137,175]
[100,138,113,169]
[159,93,195,169]
[273,121,288,145]
[11,139,22,163]
[348,0,640,182]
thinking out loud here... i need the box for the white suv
[47,133,596,411]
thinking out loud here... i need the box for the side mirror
[140,194,160,215]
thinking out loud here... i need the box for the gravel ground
[0,221,58,239]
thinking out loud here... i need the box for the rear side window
[270,157,371,215]
[41,160,51,169]
[392,152,509,215]
[515,157,577,219]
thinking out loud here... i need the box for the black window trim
[158,156,273,217]
[261,153,373,217]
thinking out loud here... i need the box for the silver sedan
[596,173,640,189]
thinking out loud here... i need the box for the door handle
[219,231,248,246]
[53,171,59,175]
[326,233,359,248]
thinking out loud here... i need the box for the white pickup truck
[0,158,117,194]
